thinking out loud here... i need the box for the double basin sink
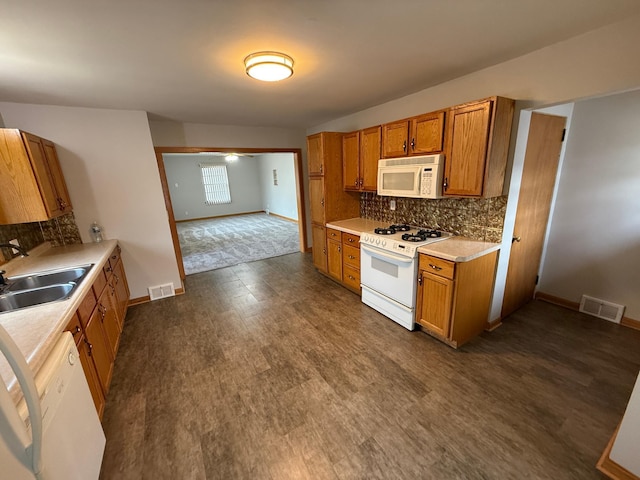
[0,265,93,314]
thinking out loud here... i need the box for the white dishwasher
[0,329,106,480]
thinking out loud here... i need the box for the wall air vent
[579,295,625,323]
[148,283,176,301]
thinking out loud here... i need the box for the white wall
[164,154,262,221]
[537,90,640,320]
[257,153,298,221]
[310,14,640,134]
[0,103,182,299]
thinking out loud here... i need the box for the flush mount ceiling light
[244,51,294,82]
[225,154,239,162]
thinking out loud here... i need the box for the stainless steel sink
[7,266,90,292]
[0,264,93,314]
[0,284,75,312]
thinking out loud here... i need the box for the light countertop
[418,237,500,262]
[0,240,117,404]
[325,218,388,236]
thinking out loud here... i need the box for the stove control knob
[375,238,380,245]
[382,240,387,247]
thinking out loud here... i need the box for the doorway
[501,113,567,318]
[155,147,307,280]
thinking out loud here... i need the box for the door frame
[154,146,307,280]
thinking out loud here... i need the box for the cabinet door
[444,100,492,196]
[112,259,130,326]
[326,239,342,281]
[94,289,121,357]
[311,224,327,272]
[360,126,381,191]
[84,315,114,395]
[309,177,325,224]
[410,111,445,155]
[307,133,324,175]
[21,133,63,218]
[416,271,454,337]
[381,120,409,158]
[78,337,106,419]
[42,139,72,212]
[342,131,360,191]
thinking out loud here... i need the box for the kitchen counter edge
[418,237,500,262]
[0,240,119,404]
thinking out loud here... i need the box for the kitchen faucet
[0,243,29,257]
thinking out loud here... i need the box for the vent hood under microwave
[377,154,444,199]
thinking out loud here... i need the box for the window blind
[200,164,231,205]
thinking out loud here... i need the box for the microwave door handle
[0,325,44,477]
[361,244,414,264]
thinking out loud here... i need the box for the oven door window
[371,256,398,277]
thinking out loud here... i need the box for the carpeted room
[163,151,301,274]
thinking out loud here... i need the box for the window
[200,164,231,205]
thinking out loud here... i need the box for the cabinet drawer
[64,312,83,346]
[77,288,97,328]
[343,264,361,291]
[326,228,341,241]
[108,245,121,271]
[420,254,455,280]
[343,245,360,268]
[93,269,108,298]
[341,232,360,247]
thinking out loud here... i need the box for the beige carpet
[177,213,300,275]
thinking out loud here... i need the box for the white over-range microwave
[377,154,444,199]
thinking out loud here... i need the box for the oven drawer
[342,232,360,247]
[419,254,455,280]
[343,264,360,290]
[326,228,341,241]
[343,244,360,268]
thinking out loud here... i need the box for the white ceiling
[2,0,640,129]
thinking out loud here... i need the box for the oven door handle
[361,244,414,264]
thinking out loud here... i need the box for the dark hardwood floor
[99,252,640,479]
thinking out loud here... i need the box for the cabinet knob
[338,246,341,252]
[512,236,521,243]
[321,198,325,207]
[348,275,355,280]
[402,140,407,152]
[320,164,323,174]
[348,238,354,243]
[354,179,359,187]
[410,138,415,150]
[348,255,355,259]
[443,177,448,191]
[418,274,423,286]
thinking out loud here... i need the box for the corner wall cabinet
[415,251,498,348]
[307,132,360,273]
[443,96,515,197]
[343,126,381,192]
[381,110,446,158]
[63,244,129,419]
[0,129,72,224]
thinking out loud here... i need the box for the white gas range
[360,224,452,330]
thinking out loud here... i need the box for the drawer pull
[348,275,355,280]
[429,263,443,271]
[348,255,356,260]
[348,238,354,243]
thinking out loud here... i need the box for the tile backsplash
[0,212,83,262]
[360,193,507,243]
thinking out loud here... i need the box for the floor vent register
[579,295,625,323]
[148,283,176,301]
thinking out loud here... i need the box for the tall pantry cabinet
[307,132,360,273]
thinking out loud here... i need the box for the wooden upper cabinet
[307,133,324,176]
[381,120,409,158]
[342,131,360,191]
[0,129,72,224]
[360,126,381,191]
[343,127,380,192]
[444,97,515,197]
[382,111,445,158]
[410,111,445,155]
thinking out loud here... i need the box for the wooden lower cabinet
[83,313,114,396]
[78,336,106,419]
[94,288,121,357]
[326,228,343,281]
[112,259,130,326]
[311,224,328,272]
[341,233,361,293]
[416,251,498,348]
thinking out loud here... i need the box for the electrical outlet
[390,200,396,211]
[9,239,20,255]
